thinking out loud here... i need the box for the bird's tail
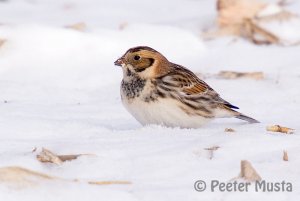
[235,113,260,123]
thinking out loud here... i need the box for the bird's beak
[114,57,125,67]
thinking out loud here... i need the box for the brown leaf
[65,22,87,32]
[242,18,280,45]
[217,0,266,27]
[266,125,294,134]
[212,0,299,45]
[225,128,235,132]
[0,166,131,189]
[57,154,81,161]
[0,38,6,47]
[239,160,262,181]
[119,22,128,30]
[36,148,63,165]
[0,166,56,188]
[283,150,289,161]
[31,147,37,153]
[218,71,264,80]
[36,148,91,165]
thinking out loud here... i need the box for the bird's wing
[160,64,239,110]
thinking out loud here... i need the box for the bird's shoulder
[157,62,214,95]
[155,62,239,110]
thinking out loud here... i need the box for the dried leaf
[242,18,280,45]
[36,148,63,165]
[217,0,266,27]
[57,154,81,161]
[65,22,87,32]
[212,0,300,45]
[0,166,56,188]
[266,125,294,134]
[283,150,289,161]
[119,22,128,30]
[225,128,235,132]
[218,71,264,80]
[239,160,262,181]
[0,166,131,189]
[36,148,92,164]
[0,38,6,47]
[31,147,37,153]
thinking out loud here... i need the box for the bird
[114,46,259,128]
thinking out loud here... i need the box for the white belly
[121,96,211,128]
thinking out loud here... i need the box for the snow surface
[0,0,300,200]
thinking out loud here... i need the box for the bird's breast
[120,81,211,128]
[121,76,146,99]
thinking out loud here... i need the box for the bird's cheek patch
[135,58,155,72]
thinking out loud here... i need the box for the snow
[0,0,300,200]
[257,4,283,17]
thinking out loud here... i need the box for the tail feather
[235,113,260,123]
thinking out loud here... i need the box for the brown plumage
[114,46,259,128]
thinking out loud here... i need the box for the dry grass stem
[204,146,220,160]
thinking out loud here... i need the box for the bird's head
[114,46,170,79]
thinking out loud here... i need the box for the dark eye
[134,55,141,61]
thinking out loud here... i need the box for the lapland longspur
[114,46,259,128]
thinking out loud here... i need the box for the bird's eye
[134,55,141,61]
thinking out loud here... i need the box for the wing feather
[159,63,239,110]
